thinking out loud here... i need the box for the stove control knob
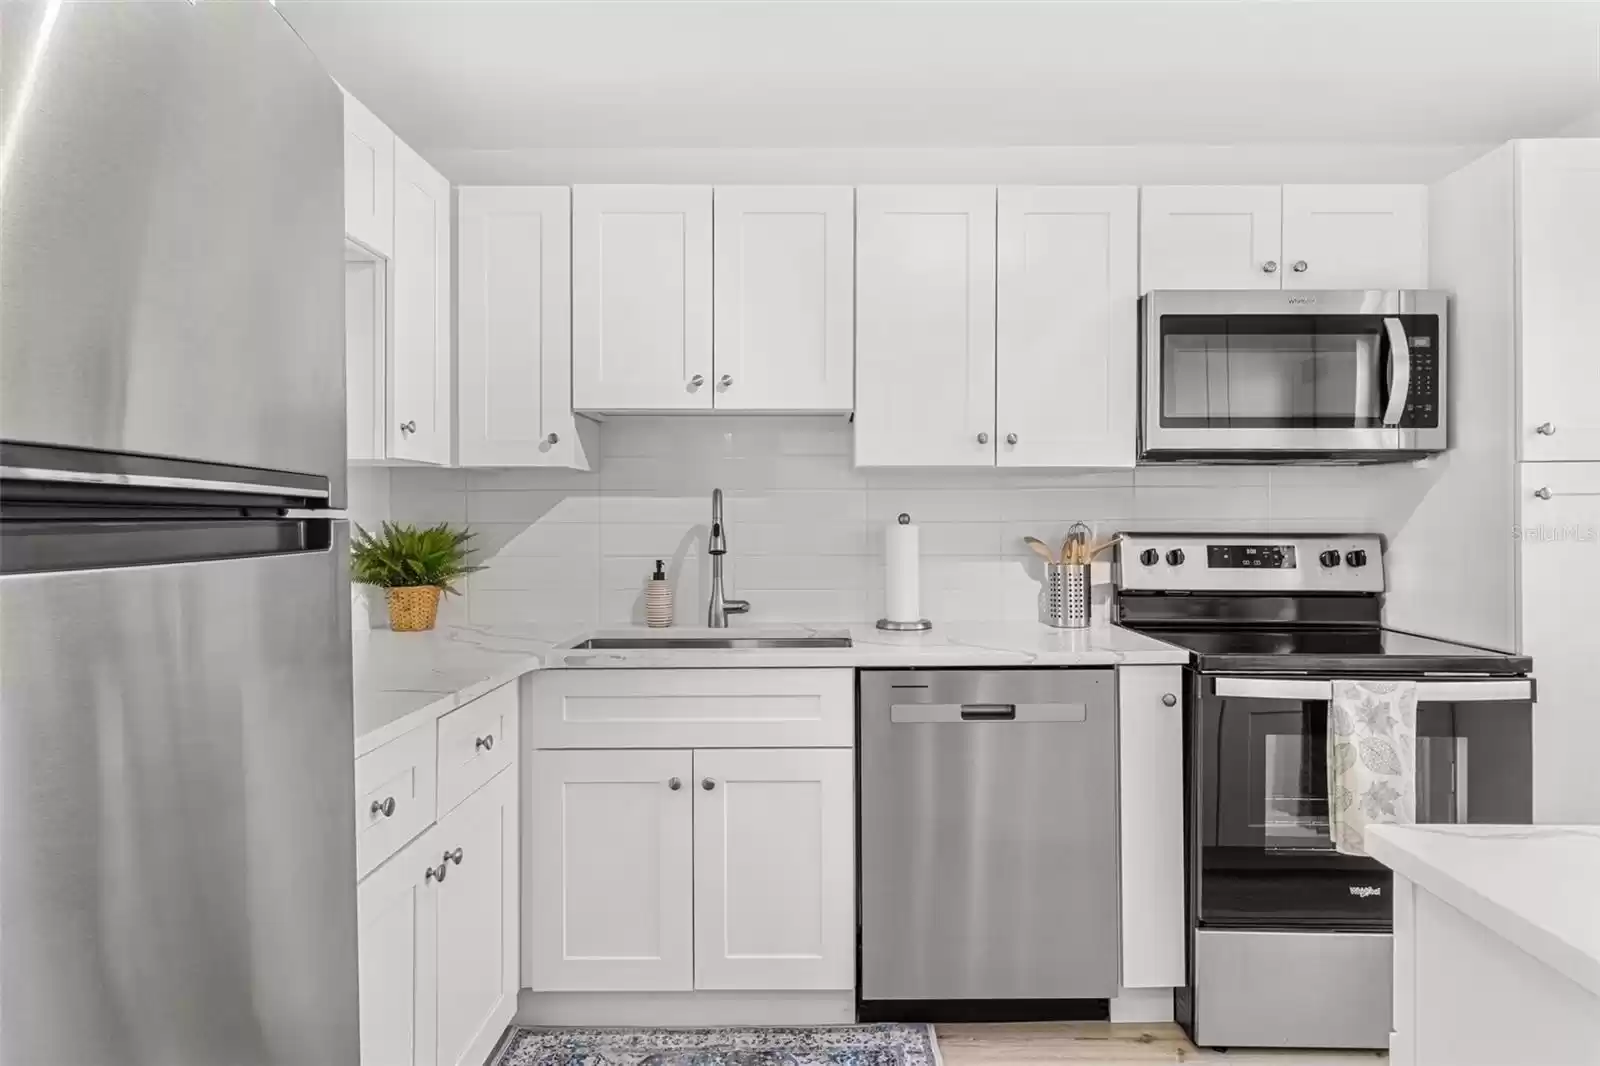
[1346,549,1369,568]
[1319,550,1342,568]
[1138,549,1160,567]
[1166,548,1186,566]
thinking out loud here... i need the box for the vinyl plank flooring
[933,1022,1386,1064]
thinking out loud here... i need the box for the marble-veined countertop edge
[352,620,1190,756]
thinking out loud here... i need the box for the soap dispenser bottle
[645,559,672,628]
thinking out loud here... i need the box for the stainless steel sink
[570,634,852,650]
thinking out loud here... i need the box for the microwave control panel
[1396,316,1440,429]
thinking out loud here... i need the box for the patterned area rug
[492,1024,940,1066]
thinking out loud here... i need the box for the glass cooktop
[1126,625,1531,675]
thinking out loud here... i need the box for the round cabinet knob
[370,796,396,818]
[1138,548,1160,567]
[1292,260,1308,273]
[546,432,560,445]
[475,735,494,752]
[445,847,464,866]
[1005,433,1018,445]
[719,374,733,388]
[1346,549,1369,568]
[668,777,682,791]
[400,420,417,435]
[1319,550,1342,568]
[1166,548,1186,566]
[425,863,447,884]
[977,432,990,444]
[702,778,716,791]
[1162,693,1178,707]
[1262,260,1279,274]
[1534,486,1553,500]
[689,375,705,389]
[1536,422,1556,436]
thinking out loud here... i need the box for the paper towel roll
[884,515,922,623]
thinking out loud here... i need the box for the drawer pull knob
[668,777,682,791]
[1262,260,1278,274]
[1536,422,1556,436]
[425,862,447,884]
[475,735,494,752]
[370,796,396,818]
[1162,693,1178,707]
[445,847,464,867]
[702,777,716,791]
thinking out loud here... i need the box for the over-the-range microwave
[1139,290,1448,463]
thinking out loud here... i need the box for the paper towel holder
[877,513,932,632]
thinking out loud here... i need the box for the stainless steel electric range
[1113,534,1534,1051]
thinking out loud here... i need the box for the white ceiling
[279,0,1600,178]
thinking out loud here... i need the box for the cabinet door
[693,748,854,991]
[713,186,854,411]
[1140,186,1282,290]
[1518,140,1600,462]
[1281,185,1428,290]
[572,186,713,411]
[345,251,387,462]
[855,186,997,466]
[343,91,394,258]
[1117,665,1186,988]
[389,140,451,464]
[996,186,1137,468]
[457,187,590,469]
[434,770,518,1066]
[527,749,694,991]
[357,826,439,1066]
[1518,462,1600,823]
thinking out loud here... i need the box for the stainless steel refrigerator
[0,3,357,1064]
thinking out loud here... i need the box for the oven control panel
[1117,534,1384,593]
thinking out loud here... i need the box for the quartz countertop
[353,620,1189,756]
[1366,824,1600,998]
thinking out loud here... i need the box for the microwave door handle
[1382,316,1411,428]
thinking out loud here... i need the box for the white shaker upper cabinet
[1281,184,1428,290]
[526,749,694,992]
[1518,140,1600,462]
[388,140,451,464]
[457,187,591,469]
[692,748,855,991]
[713,187,855,412]
[997,186,1138,468]
[855,186,997,466]
[1140,186,1283,290]
[343,91,394,259]
[572,186,713,412]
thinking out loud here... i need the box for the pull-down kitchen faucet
[707,488,749,627]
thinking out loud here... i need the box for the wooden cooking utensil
[1023,536,1058,564]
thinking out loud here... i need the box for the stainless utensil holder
[1041,562,1091,629]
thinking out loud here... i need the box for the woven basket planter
[386,585,442,632]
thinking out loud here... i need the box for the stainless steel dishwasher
[859,669,1119,1006]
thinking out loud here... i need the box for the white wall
[388,417,1444,630]
[1557,109,1600,136]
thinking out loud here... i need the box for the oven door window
[1160,314,1401,429]
[1198,687,1531,926]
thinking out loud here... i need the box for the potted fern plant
[351,522,483,632]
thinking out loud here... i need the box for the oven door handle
[1381,316,1411,428]
[1213,677,1532,702]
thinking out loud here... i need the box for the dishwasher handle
[890,702,1087,724]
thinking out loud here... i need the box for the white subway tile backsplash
[385,415,1437,626]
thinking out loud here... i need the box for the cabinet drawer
[356,723,437,879]
[437,681,518,814]
[530,669,854,748]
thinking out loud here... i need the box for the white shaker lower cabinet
[855,186,997,466]
[358,825,439,1066]
[996,186,1138,468]
[526,749,696,992]
[1116,665,1187,989]
[692,748,855,990]
[456,187,594,469]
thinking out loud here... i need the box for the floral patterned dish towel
[1328,680,1417,856]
